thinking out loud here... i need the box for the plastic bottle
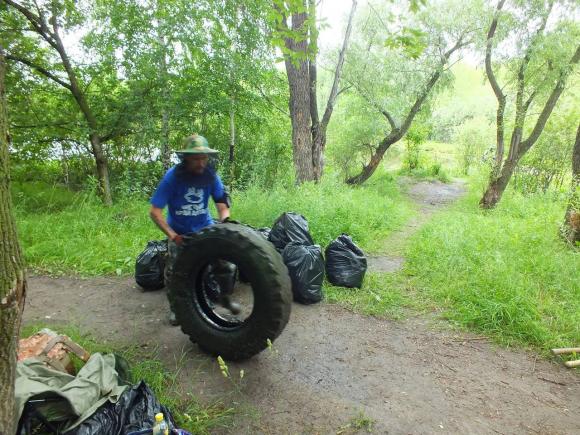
[152,412,169,435]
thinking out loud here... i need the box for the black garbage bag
[70,381,175,435]
[282,242,324,304]
[325,234,367,288]
[256,227,271,239]
[135,240,167,290]
[269,212,314,251]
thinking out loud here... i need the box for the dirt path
[367,177,466,272]
[23,180,580,434]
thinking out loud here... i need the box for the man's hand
[220,216,240,224]
[216,202,230,223]
[171,233,184,245]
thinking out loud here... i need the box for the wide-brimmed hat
[175,134,219,155]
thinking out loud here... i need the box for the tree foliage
[337,0,480,184]
[2,0,290,198]
[479,0,580,208]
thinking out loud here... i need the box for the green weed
[337,410,375,434]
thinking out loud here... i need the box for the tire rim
[193,261,255,331]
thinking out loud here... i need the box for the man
[150,134,231,325]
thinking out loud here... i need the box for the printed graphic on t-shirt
[176,187,208,217]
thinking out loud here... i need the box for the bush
[453,116,494,175]
[398,163,450,183]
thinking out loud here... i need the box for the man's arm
[216,202,230,222]
[149,206,179,241]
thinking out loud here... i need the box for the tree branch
[5,53,71,89]
[519,45,580,157]
[397,38,463,137]
[382,110,397,131]
[11,121,75,130]
[345,76,399,133]
[3,0,58,49]
[308,0,320,129]
[255,85,290,117]
[513,0,552,128]
[485,0,506,103]
[319,0,357,131]
[485,0,507,169]
[336,84,352,97]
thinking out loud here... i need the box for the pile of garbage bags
[261,212,368,304]
[16,329,189,435]
[134,212,368,304]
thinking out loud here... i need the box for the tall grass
[233,173,412,251]
[15,175,412,275]
[405,183,579,349]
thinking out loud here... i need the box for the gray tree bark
[0,46,27,435]
[562,123,580,245]
[278,0,357,183]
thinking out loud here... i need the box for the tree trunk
[311,0,357,182]
[480,44,580,208]
[90,133,112,205]
[161,109,170,170]
[280,1,357,184]
[0,48,27,435]
[284,9,316,184]
[346,135,397,185]
[493,97,506,173]
[563,123,580,244]
[157,24,171,171]
[61,142,69,186]
[229,99,235,164]
[480,157,518,208]
[312,129,325,181]
[228,98,236,185]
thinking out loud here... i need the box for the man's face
[184,154,209,175]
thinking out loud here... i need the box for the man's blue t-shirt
[150,165,226,234]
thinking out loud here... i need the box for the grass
[14,166,579,352]
[232,172,413,251]
[20,324,233,434]
[14,174,412,275]
[405,182,580,350]
[325,272,418,320]
[325,174,579,351]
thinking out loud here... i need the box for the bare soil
[23,179,580,434]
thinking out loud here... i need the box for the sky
[318,0,357,51]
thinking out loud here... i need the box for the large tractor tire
[166,223,292,361]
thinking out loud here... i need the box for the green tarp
[15,353,127,431]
